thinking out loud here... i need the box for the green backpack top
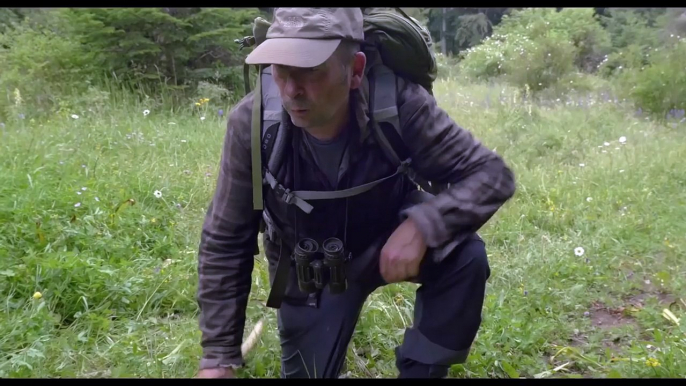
[235,8,446,213]
[361,7,437,95]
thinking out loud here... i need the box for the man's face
[272,52,357,130]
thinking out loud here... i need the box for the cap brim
[245,38,341,68]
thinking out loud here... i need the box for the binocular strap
[266,241,290,309]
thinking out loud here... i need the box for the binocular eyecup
[293,237,349,295]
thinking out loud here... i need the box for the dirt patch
[568,335,587,347]
[589,301,637,329]
[625,279,677,309]
[627,291,675,307]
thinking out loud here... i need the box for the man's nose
[283,76,302,99]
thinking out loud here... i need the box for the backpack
[235,8,448,215]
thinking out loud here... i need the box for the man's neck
[304,103,351,142]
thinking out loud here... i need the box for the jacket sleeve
[396,80,516,257]
[197,92,262,369]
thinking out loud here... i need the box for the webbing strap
[265,240,290,309]
[251,73,264,211]
[263,159,412,214]
[243,63,251,95]
[263,170,314,214]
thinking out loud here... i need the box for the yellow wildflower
[645,358,660,367]
[33,291,42,300]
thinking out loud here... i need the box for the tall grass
[1,75,685,378]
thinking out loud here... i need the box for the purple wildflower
[218,109,224,117]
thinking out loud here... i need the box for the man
[196,8,515,379]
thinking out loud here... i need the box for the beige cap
[245,8,364,68]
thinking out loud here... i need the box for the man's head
[246,8,367,133]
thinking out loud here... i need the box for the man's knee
[456,235,490,280]
[421,235,490,286]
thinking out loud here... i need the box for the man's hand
[196,367,236,378]
[380,217,427,283]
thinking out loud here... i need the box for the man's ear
[350,52,366,90]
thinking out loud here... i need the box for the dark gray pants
[275,230,490,378]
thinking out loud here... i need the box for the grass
[1,76,685,378]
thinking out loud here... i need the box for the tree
[425,8,511,55]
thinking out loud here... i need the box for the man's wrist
[199,352,244,370]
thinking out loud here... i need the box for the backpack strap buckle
[265,170,315,214]
[275,185,295,205]
[234,36,255,50]
[398,158,412,173]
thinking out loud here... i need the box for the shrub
[496,8,611,71]
[596,9,663,77]
[458,33,511,80]
[63,8,261,91]
[459,8,612,92]
[619,37,686,117]
[0,8,265,119]
[0,16,95,119]
[503,32,578,92]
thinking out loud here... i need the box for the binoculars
[293,237,350,294]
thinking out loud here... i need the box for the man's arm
[396,79,516,259]
[197,92,262,370]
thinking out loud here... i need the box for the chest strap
[263,158,411,214]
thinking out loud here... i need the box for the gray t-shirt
[304,128,350,188]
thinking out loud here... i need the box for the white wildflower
[81,187,87,191]
[76,191,82,195]
[154,190,163,199]
[95,197,100,202]
[586,197,593,202]
[181,140,187,143]
[604,142,610,146]
[74,202,81,208]
[579,163,585,167]
[619,136,627,144]
[200,116,206,121]
[71,114,79,119]
[619,170,625,173]
[574,247,585,257]
[143,109,150,116]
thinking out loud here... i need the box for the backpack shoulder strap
[250,71,263,210]
[368,64,449,195]
[251,66,289,211]
[261,66,288,173]
[368,64,405,166]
